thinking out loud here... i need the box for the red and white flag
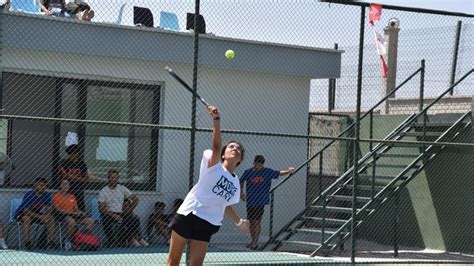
[369,3,382,25]
[369,3,388,79]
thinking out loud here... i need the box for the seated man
[98,169,148,247]
[147,201,170,244]
[52,178,94,250]
[15,177,56,250]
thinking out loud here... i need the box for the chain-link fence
[0,0,472,265]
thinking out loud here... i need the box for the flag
[369,3,388,79]
[369,3,382,25]
[374,30,388,78]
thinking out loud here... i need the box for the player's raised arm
[208,105,221,167]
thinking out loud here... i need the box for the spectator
[167,198,183,223]
[0,223,7,249]
[147,202,170,244]
[98,169,149,248]
[58,144,89,212]
[0,0,10,11]
[15,177,56,250]
[52,178,94,250]
[240,155,294,250]
[40,0,69,17]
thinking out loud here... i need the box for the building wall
[1,40,311,244]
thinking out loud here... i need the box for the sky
[87,0,473,111]
[356,0,474,14]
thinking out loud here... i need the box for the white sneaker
[0,241,7,249]
[138,239,149,247]
[64,240,72,251]
[131,239,141,247]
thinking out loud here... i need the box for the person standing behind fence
[240,155,294,250]
[58,144,89,212]
[166,105,250,266]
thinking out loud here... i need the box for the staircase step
[328,195,371,202]
[311,206,373,213]
[366,163,415,169]
[401,132,444,137]
[302,216,349,225]
[292,228,338,235]
[386,142,424,147]
[342,184,386,191]
[413,122,453,127]
[280,240,322,247]
[378,153,419,158]
[359,174,406,180]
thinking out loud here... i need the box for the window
[60,80,160,190]
[3,72,160,190]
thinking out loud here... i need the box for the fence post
[419,59,425,112]
[393,193,399,257]
[449,21,462,95]
[351,5,366,263]
[328,43,338,113]
[269,191,274,239]
[187,0,201,262]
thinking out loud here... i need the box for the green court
[1,245,472,265]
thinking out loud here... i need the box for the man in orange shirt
[53,179,94,250]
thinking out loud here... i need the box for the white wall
[2,45,311,244]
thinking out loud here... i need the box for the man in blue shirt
[16,177,56,250]
[240,155,294,250]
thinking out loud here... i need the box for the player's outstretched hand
[288,167,295,173]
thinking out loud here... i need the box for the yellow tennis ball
[225,50,235,60]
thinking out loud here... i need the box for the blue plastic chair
[10,0,41,13]
[90,198,101,222]
[159,11,180,31]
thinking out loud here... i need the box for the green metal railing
[313,110,471,256]
[265,67,473,253]
[266,61,425,241]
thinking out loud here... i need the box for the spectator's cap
[254,155,265,164]
[65,144,80,155]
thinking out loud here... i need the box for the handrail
[270,66,423,193]
[310,70,473,254]
[314,71,473,251]
[263,113,417,248]
[314,111,471,255]
[265,67,472,250]
[416,69,473,119]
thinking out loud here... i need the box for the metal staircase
[262,68,473,256]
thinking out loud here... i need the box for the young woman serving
[166,105,250,266]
